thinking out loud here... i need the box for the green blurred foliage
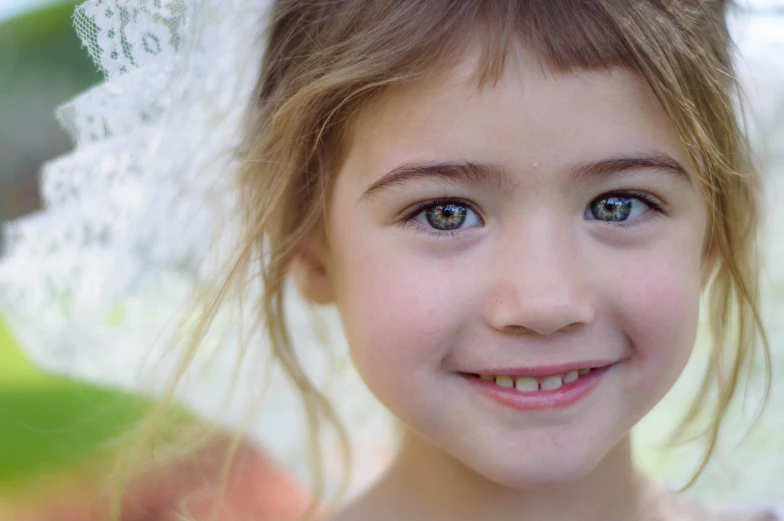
[0,319,154,486]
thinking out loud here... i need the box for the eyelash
[401,190,668,237]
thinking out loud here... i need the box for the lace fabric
[1,0,263,382]
[0,0,394,491]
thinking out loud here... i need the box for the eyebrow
[568,152,691,186]
[359,152,690,201]
[359,161,515,201]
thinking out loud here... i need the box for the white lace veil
[0,0,782,501]
[0,0,394,493]
[0,0,266,383]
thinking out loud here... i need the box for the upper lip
[464,360,617,378]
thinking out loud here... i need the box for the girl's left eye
[586,193,657,223]
[413,201,481,232]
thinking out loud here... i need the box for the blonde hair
[114,0,770,518]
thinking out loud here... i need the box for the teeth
[495,376,514,388]
[563,370,579,384]
[481,367,593,391]
[515,377,539,393]
[540,375,563,391]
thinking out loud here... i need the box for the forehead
[340,42,686,188]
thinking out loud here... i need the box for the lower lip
[464,366,611,412]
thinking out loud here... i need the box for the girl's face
[300,45,709,488]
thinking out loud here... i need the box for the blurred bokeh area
[0,0,782,519]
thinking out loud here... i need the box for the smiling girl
[284,21,766,519]
[30,0,779,519]
[225,0,776,518]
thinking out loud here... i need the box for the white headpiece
[0,0,270,384]
[0,0,394,491]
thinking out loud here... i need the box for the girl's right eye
[413,201,482,232]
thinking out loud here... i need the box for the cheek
[328,229,470,413]
[610,244,703,408]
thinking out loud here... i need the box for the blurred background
[0,0,782,519]
[0,0,100,223]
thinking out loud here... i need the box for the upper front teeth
[479,368,592,393]
[515,377,538,392]
[496,376,514,389]
[540,375,563,391]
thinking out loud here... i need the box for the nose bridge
[486,216,594,336]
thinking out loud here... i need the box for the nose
[484,222,595,337]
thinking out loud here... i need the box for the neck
[344,429,658,521]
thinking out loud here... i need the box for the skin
[292,42,762,521]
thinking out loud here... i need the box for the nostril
[558,322,584,334]
[502,322,584,336]
[504,325,538,336]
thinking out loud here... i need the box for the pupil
[426,204,467,230]
[594,196,632,221]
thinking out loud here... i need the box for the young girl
[3,0,781,520]
[238,0,782,517]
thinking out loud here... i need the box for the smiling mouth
[461,362,616,410]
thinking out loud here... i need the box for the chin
[451,433,619,490]
[480,458,600,490]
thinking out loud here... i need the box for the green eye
[415,202,481,231]
[588,195,648,222]
[425,204,466,230]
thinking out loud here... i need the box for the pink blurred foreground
[0,437,313,521]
